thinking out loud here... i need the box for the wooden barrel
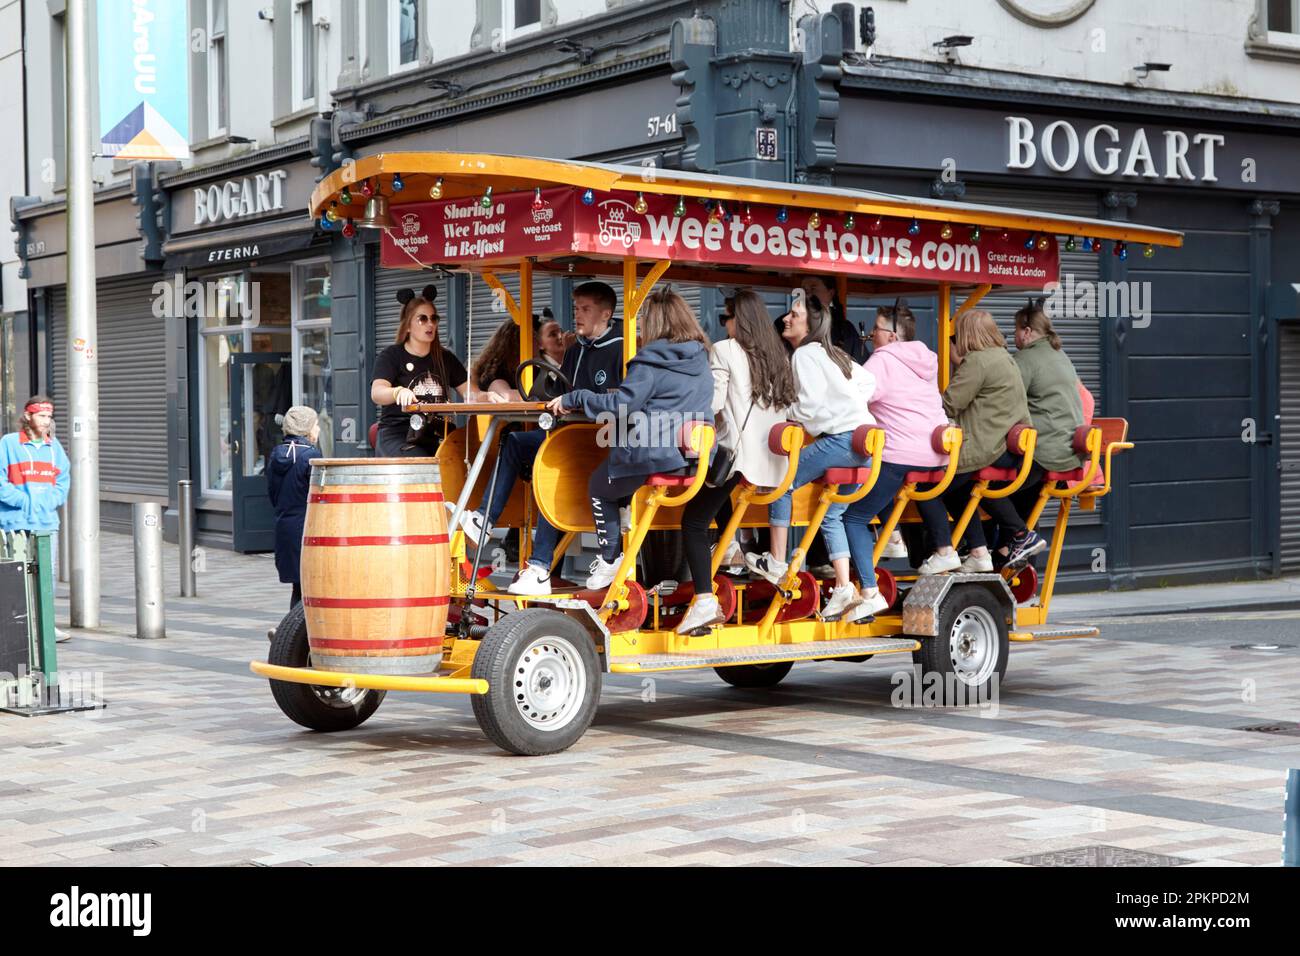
[301,458,451,674]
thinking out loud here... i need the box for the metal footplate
[1009,624,1101,643]
[608,636,920,673]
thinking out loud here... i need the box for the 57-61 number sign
[756,127,778,161]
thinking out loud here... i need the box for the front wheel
[267,603,386,732]
[471,609,602,755]
[714,660,793,688]
[911,584,1008,705]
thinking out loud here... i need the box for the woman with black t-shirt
[370,286,473,457]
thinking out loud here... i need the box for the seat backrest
[1093,416,1129,447]
[368,422,378,451]
[1071,425,1093,455]
[1007,423,1031,454]
[930,424,951,455]
[768,421,803,456]
[852,423,874,457]
[678,419,713,458]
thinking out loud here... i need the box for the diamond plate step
[1009,624,1100,643]
[608,636,919,672]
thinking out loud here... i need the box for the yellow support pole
[518,258,533,395]
[953,283,991,323]
[938,283,952,392]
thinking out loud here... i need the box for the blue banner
[98,0,190,160]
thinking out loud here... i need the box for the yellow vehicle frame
[253,151,1180,704]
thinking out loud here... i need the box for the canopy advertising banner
[97,0,190,161]
[380,188,1060,288]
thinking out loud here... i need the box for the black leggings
[680,475,740,593]
[941,455,1042,551]
[588,459,648,561]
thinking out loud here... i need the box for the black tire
[470,608,602,756]
[910,584,1008,705]
[266,603,386,732]
[714,660,793,688]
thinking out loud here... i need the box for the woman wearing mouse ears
[369,284,494,456]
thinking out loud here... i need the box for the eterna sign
[1006,116,1225,182]
[193,169,289,226]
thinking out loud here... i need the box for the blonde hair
[953,309,1007,360]
[641,289,710,348]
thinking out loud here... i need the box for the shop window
[1250,0,1300,58]
[390,0,421,72]
[293,0,317,109]
[197,272,292,494]
[293,262,333,457]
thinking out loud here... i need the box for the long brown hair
[1014,299,1062,350]
[731,290,796,408]
[640,288,710,348]
[798,293,854,378]
[953,309,1007,360]
[473,318,520,390]
[21,394,54,441]
[393,289,451,392]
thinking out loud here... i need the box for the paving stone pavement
[1,532,1297,867]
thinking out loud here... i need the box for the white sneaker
[745,550,789,585]
[586,554,624,590]
[457,509,492,546]
[880,532,908,559]
[820,583,864,622]
[848,587,891,623]
[918,551,962,575]
[715,540,745,572]
[676,593,725,634]
[508,563,553,595]
[960,552,994,573]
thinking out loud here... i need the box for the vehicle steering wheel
[515,360,572,403]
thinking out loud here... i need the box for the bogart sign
[381,188,1058,288]
[193,169,289,226]
[1006,116,1226,182]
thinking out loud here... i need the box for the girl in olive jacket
[939,310,1043,572]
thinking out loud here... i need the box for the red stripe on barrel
[303,595,451,608]
[308,492,445,503]
[310,637,445,650]
[303,534,449,547]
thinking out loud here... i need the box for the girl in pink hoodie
[840,304,961,623]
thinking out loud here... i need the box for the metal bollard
[57,506,68,584]
[178,480,196,597]
[1286,769,1299,867]
[132,502,165,640]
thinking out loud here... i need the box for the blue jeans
[476,429,563,571]
[768,431,868,562]
[843,460,953,588]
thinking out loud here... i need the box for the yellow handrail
[871,426,962,566]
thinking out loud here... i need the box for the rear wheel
[714,660,793,688]
[471,608,602,755]
[911,585,1008,705]
[267,603,385,732]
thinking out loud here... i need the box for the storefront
[835,77,1300,588]
[159,151,332,550]
[14,183,168,533]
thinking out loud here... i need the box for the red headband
[25,401,53,415]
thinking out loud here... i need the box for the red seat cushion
[976,467,1018,482]
[905,469,947,484]
[647,473,695,487]
[1045,468,1086,482]
[824,467,872,484]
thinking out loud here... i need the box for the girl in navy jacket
[266,406,321,609]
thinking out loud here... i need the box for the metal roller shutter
[1280,324,1300,570]
[48,278,169,496]
[372,261,449,352]
[961,186,1103,401]
[468,270,555,360]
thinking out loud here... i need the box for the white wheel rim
[310,683,369,709]
[948,605,999,686]
[513,637,586,731]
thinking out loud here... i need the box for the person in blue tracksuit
[266,406,321,611]
[0,394,72,543]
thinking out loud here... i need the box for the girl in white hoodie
[746,293,877,622]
